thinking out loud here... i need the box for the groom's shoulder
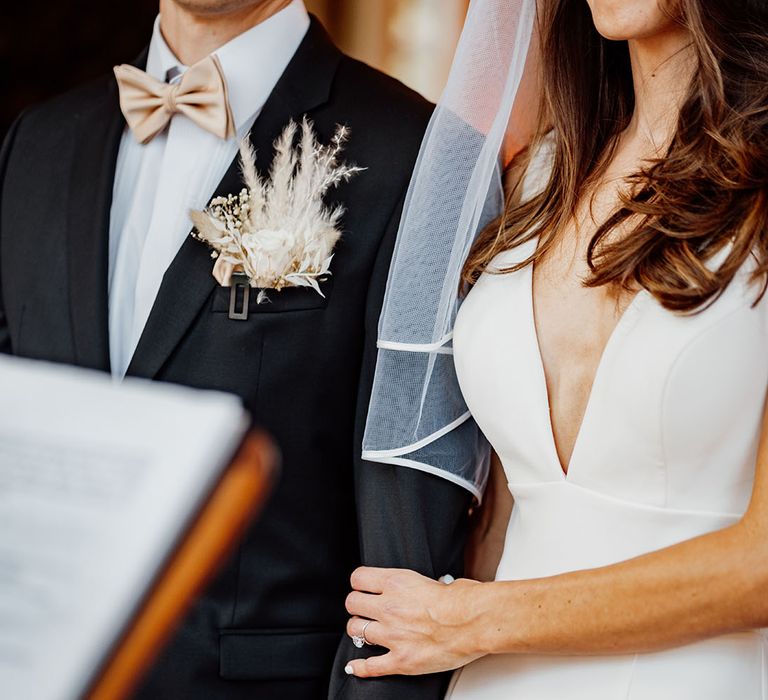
[330,53,434,148]
[7,74,115,146]
[335,54,433,117]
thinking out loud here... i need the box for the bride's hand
[344,567,487,678]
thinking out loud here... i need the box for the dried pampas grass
[191,118,364,295]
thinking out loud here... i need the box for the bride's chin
[585,0,679,42]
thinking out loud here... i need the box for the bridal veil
[362,0,538,499]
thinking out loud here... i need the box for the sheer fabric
[362,0,537,498]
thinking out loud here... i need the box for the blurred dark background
[0,0,465,142]
[0,2,157,139]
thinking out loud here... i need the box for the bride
[344,0,768,697]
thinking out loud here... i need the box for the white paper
[0,356,249,700]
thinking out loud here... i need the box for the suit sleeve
[328,193,474,700]
[0,114,23,355]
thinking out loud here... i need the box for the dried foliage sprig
[191,118,364,295]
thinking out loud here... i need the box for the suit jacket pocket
[211,278,333,315]
[219,628,342,680]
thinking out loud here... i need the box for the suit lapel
[66,48,149,372]
[66,80,124,372]
[126,19,342,380]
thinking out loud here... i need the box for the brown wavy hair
[462,0,768,312]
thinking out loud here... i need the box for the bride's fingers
[346,616,387,647]
[350,566,393,593]
[345,590,383,620]
[345,652,401,678]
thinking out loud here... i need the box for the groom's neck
[158,0,293,65]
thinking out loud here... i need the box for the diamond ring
[361,620,373,644]
[352,620,373,648]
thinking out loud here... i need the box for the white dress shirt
[108,0,310,378]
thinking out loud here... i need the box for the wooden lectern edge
[87,430,278,700]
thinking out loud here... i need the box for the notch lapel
[126,19,342,380]
[66,48,149,373]
[66,81,124,372]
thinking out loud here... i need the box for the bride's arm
[343,405,768,678]
[465,452,513,582]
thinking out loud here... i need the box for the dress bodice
[454,241,768,518]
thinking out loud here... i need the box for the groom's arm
[329,194,473,700]
[0,115,23,355]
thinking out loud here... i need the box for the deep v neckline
[527,258,645,480]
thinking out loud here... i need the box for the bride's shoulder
[523,131,556,197]
[475,134,556,275]
[503,131,556,204]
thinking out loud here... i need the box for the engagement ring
[361,620,372,645]
[351,620,373,648]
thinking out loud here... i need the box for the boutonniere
[190,118,364,320]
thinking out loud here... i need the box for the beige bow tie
[113,54,236,144]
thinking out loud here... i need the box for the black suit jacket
[0,20,471,700]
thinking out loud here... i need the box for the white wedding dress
[446,152,768,699]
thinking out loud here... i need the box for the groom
[0,0,472,698]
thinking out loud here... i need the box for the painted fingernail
[344,664,354,675]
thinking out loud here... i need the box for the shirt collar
[145,0,310,132]
[145,18,179,83]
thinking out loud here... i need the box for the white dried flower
[190,118,364,296]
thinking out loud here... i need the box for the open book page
[0,356,249,700]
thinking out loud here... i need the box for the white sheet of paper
[0,356,249,700]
